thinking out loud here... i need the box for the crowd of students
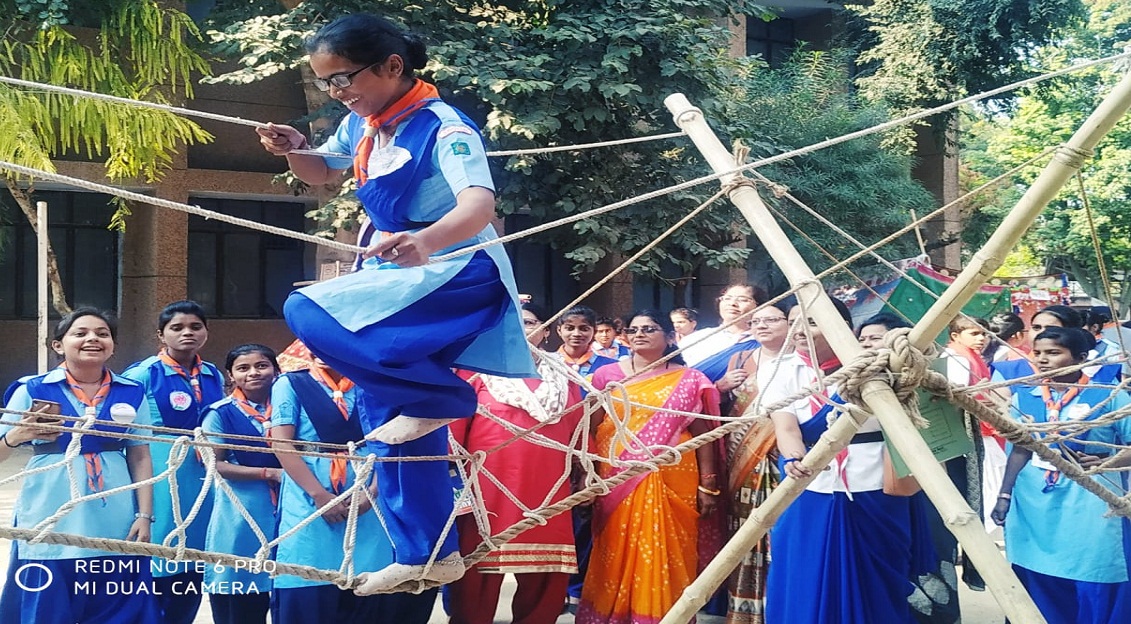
[2,289,1131,623]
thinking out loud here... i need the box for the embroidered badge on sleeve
[451,141,472,156]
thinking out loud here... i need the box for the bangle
[697,485,721,496]
[134,512,154,522]
[2,435,18,449]
[997,493,1012,500]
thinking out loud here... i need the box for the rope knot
[837,328,934,428]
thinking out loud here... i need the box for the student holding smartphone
[0,307,157,623]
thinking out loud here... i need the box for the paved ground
[0,450,1003,623]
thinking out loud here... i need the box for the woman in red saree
[578,310,722,624]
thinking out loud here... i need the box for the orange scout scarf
[352,79,440,185]
[63,365,112,496]
[231,387,277,504]
[308,366,356,494]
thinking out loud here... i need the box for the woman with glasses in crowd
[719,299,793,623]
[681,283,766,370]
[577,311,722,624]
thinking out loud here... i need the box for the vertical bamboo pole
[37,200,48,374]
[660,94,1046,624]
[909,69,1131,348]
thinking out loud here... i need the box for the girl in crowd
[201,344,283,624]
[577,310,721,624]
[671,307,699,344]
[270,342,436,623]
[258,13,535,591]
[448,302,584,623]
[592,317,631,360]
[555,305,618,381]
[993,305,1121,387]
[764,298,933,624]
[123,300,224,624]
[992,327,1131,623]
[0,308,157,623]
[681,283,765,368]
[720,299,792,623]
[983,312,1029,365]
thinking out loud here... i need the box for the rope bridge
[0,50,1130,621]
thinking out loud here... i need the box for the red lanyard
[308,367,354,420]
[159,349,203,402]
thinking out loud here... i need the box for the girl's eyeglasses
[623,326,662,335]
[312,63,378,92]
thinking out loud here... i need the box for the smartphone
[29,400,63,425]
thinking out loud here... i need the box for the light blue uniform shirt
[1,369,152,560]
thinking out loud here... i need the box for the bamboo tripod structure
[660,67,1131,624]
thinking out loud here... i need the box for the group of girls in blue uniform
[1,301,438,624]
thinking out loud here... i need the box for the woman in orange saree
[577,310,722,624]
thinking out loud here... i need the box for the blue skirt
[766,488,933,623]
[1014,565,1131,624]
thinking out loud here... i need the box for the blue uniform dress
[760,355,935,624]
[1004,386,1131,623]
[285,99,535,566]
[122,355,224,624]
[201,397,278,592]
[0,369,158,624]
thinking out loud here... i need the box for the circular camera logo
[13,563,53,592]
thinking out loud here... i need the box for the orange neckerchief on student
[307,367,355,493]
[352,79,440,185]
[159,349,204,402]
[1038,374,1090,491]
[231,387,277,504]
[63,366,112,496]
[556,346,593,371]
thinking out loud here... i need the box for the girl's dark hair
[983,312,1027,361]
[671,307,698,322]
[224,344,281,373]
[53,307,118,345]
[1033,326,1096,361]
[521,302,550,324]
[306,14,428,79]
[158,300,209,331]
[857,311,911,334]
[595,316,617,328]
[1032,304,1084,329]
[785,295,853,325]
[629,309,685,365]
[558,305,597,326]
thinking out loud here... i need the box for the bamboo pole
[660,94,1046,624]
[36,200,48,374]
[909,69,1131,347]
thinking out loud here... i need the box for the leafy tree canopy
[207,0,929,289]
[961,0,1131,309]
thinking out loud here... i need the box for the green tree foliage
[207,0,929,290]
[0,0,213,312]
[847,0,1086,112]
[961,0,1131,309]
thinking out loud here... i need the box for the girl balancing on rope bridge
[1,307,157,624]
[257,13,535,593]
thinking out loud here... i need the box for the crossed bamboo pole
[661,68,1131,624]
